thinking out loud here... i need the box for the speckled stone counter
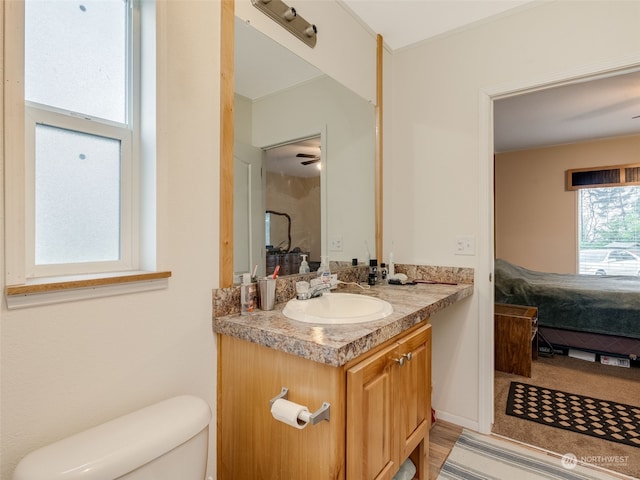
[213,280,473,367]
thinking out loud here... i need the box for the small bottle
[240,273,257,315]
[317,256,331,285]
[363,242,371,267]
[380,262,388,284]
[368,259,378,285]
[299,254,310,274]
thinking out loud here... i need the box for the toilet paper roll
[270,398,310,429]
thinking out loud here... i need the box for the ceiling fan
[296,152,320,165]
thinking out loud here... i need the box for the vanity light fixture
[252,0,317,48]
[283,7,296,21]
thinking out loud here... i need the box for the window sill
[5,271,172,309]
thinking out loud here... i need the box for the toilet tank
[13,395,211,480]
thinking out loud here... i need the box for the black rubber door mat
[506,381,640,448]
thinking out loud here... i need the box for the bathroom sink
[283,293,393,324]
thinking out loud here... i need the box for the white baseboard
[434,410,479,432]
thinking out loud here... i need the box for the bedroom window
[578,186,640,276]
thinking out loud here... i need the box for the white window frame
[4,0,164,305]
[6,0,142,283]
[577,185,640,275]
[25,104,137,277]
[28,0,139,278]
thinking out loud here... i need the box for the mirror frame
[219,0,383,287]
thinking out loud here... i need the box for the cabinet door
[396,324,432,462]
[346,343,398,480]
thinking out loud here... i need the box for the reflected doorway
[264,136,321,275]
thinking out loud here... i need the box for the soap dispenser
[317,256,331,285]
[299,254,310,274]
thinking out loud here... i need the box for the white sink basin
[283,293,393,325]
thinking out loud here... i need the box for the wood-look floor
[428,420,463,479]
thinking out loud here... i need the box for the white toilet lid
[13,395,211,480]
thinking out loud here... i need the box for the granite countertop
[213,282,473,367]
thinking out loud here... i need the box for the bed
[494,258,640,359]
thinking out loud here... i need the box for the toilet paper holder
[269,387,330,425]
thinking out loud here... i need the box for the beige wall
[235,94,253,144]
[387,1,640,430]
[495,134,640,274]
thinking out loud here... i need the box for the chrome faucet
[296,281,331,300]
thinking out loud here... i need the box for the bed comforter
[494,258,640,339]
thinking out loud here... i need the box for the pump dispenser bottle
[299,254,310,274]
[317,256,331,285]
[240,273,257,315]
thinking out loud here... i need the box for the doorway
[485,66,640,447]
[264,135,322,275]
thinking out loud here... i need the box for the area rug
[506,381,640,448]
[437,429,624,480]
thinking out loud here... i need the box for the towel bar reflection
[269,387,331,425]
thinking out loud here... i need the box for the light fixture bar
[252,0,317,48]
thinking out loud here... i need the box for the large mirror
[233,17,376,281]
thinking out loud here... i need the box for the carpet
[437,429,624,480]
[506,381,640,449]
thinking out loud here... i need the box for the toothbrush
[251,264,258,281]
[272,265,280,279]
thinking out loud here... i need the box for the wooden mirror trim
[219,1,383,287]
[220,0,235,288]
[375,34,383,265]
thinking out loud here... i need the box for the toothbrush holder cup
[258,278,277,311]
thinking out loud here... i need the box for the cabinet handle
[393,356,405,367]
[403,352,413,362]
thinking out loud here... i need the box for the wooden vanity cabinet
[347,324,432,479]
[217,323,432,480]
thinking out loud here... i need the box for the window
[566,163,640,190]
[5,0,165,302]
[578,186,640,276]
[265,212,272,247]
[24,0,136,277]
